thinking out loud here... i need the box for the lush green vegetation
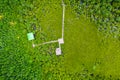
[0,0,120,80]
[68,0,120,38]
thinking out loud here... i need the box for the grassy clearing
[63,6,100,72]
[63,5,120,77]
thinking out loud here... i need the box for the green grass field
[0,0,120,79]
[63,5,120,77]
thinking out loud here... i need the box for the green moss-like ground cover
[63,5,120,77]
[63,6,101,72]
[0,0,120,79]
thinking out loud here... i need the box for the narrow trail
[34,0,65,47]
[62,0,65,39]
[32,0,65,55]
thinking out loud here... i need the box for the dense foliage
[0,0,120,80]
[68,0,120,38]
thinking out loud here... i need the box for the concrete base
[58,38,64,44]
[56,48,61,55]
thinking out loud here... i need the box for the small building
[56,48,61,55]
[27,32,34,41]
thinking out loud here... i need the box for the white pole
[62,0,65,39]
[33,40,58,47]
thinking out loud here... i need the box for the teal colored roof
[27,32,34,40]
